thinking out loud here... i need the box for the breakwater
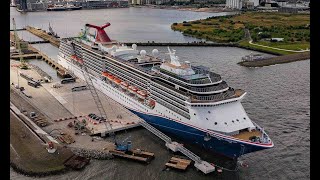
[238,52,310,67]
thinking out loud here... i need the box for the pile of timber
[57,134,75,144]
[165,157,192,171]
[31,116,47,127]
[108,149,155,164]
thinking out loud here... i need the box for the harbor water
[10,7,309,180]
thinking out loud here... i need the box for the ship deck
[232,129,262,141]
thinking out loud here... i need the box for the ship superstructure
[58,22,273,158]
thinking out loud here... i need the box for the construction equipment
[12,18,28,69]
[115,136,132,151]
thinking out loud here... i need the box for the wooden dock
[109,149,155,164]
[165,157,192,171]
[25,26,60,47]
[10,53,42,60]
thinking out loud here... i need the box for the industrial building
[225,0,260,9]
[225,0,243,9]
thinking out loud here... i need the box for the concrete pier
[25,26,60,47]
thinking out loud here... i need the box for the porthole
[214,122,217,125]
[236,119,239,122]
[206,118,208,120]
[225,122,227,125]
[208,111,211,113]
[243,117,246,120]
[194,113,196,116]
[232,120,234,123]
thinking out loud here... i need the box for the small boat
[120,81,129,89]
[137,90,148,99]
[101,72,110,77]
[71,55,83,64]
[147,99,155,108]
[113,78,122,85]
[107,74,115,81]
[128,86,138,94]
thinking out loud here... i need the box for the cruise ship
[57,22,274,158]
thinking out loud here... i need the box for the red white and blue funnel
[85,22,112,43]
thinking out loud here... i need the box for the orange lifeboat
[71,55,83,64]
[120,81,129,89]
[137,90,148,99]
[102,72,110,77]
[107,74,114,81]
[113,78,122,85]
[128,86,138,94]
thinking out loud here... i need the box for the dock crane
[12,18,28,69]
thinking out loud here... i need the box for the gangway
[139,120,215,174]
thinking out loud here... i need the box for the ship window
[208,111,211,113]
[194,113,196,116]
[243,117,246,120]
[232,120,234,123]
[214,122,217,125]
[225,122,227,125]
[236,119,239,122]
[206,118,208,120]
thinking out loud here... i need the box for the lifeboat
[113,78,122,85]
[150,100,155,106]
[128,85,138,94]
[147,99,156,108]
[120,81,129,89]
[137,90,148,99]
[70,55,83,64]
[107,74,115,81]
[101,72,110,77]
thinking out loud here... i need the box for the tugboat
[47,23,60,38]
[241,53,269,62]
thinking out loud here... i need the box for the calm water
[10,7,235,43]
[10,7,310,180]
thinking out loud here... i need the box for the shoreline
[133,5,235,13]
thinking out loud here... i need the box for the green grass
[238,40,293,55]
[254,41,309,51]
[171,12,310,54]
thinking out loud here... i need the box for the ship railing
[188,81,228,93]
[177,145,201,163]
[151,95,190,119]
[150,89,189,112]
[139,120,172,143]
[189,89,245,103]
[152,79,189,99]
[150,86,188,107]
[111,56,151,74]
[158,68,221,85]
[252,121,271,144]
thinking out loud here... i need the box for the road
[244,28,310,53]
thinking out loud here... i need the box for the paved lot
[10,60,142,150]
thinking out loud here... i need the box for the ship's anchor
[204,132,211,141]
